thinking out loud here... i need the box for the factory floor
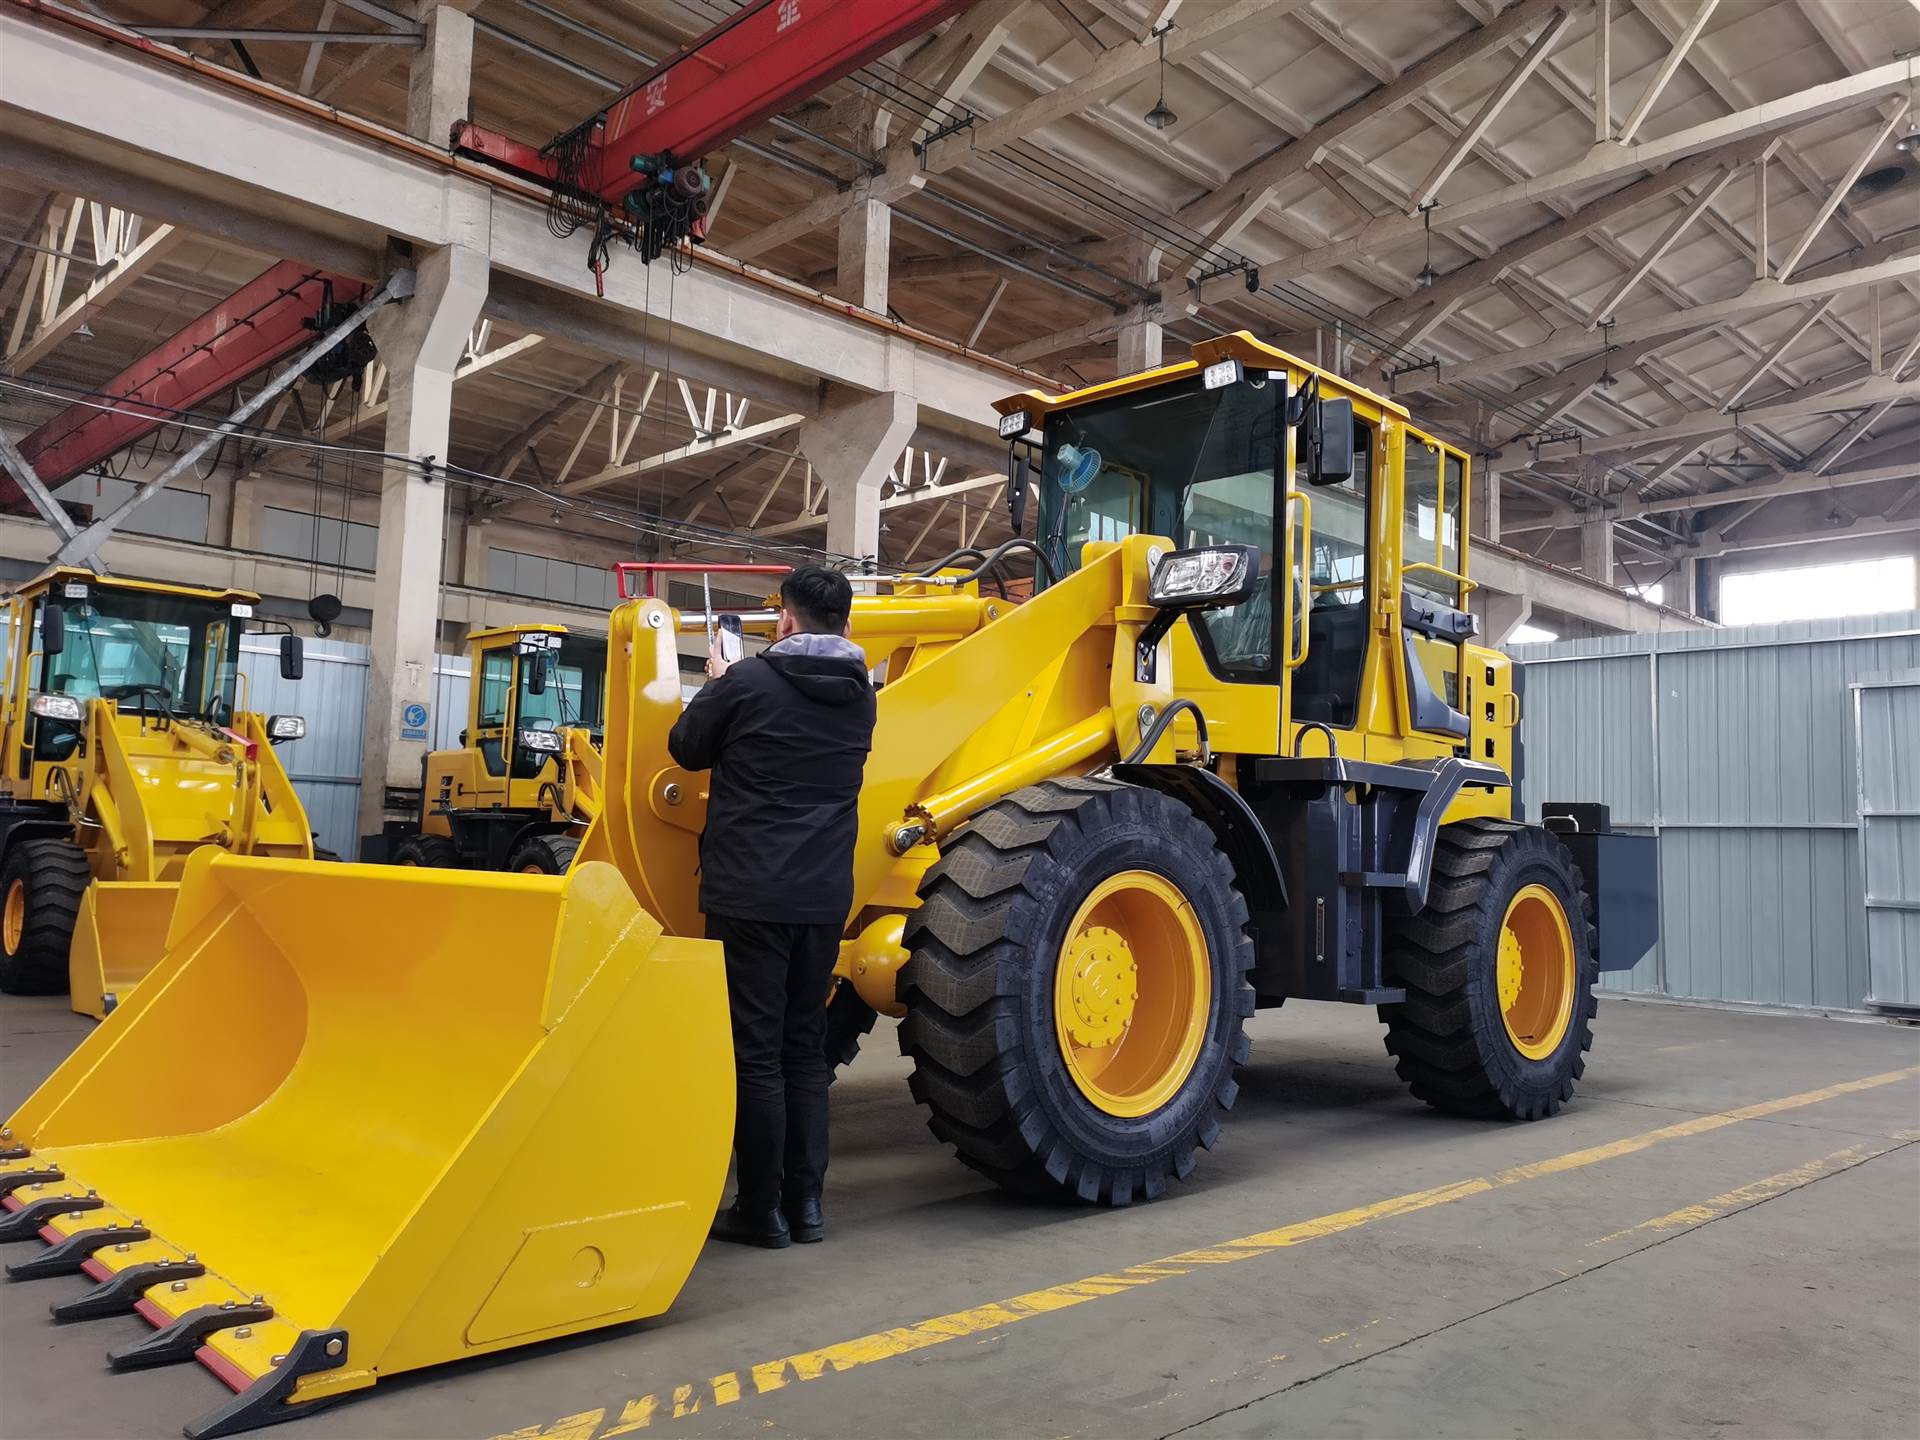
[3,994,1916,1440]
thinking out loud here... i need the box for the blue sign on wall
[400,701,429,741]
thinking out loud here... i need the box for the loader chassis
[0,334,1653,1434]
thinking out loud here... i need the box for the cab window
[1403,440,1462,608]
[477,649,513,728]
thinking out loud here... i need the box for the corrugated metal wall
[1512,611,1920,1013]
[239,639,471,858]
[1858,673,1920,1009]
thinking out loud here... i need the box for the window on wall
[260,507,378,571]
[54,474,210,544]
[485,548,622,610]
[1721,555,1917,626]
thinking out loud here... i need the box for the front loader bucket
[69,880,177,1019]
[1,849,732,1437]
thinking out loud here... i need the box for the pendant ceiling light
[1144,29,1177,131]
[1597,319,1618,388]
[1416,204,1438,288]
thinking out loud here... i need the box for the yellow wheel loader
[0,568,316,1017]
[0,334,1655,1434]
[380,624,606,874]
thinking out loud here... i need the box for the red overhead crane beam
[453,0,975,273]
[5,261,364,515]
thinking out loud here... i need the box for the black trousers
[706,914,839,1214]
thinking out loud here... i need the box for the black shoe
[710,1203,791,1249]
[784,1195,824,1244]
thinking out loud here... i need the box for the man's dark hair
[780,565,853,633]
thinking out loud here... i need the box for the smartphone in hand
[718,613,744,664]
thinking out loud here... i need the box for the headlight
[30,693,83,723]
[267,714,306,741]
[997,409,1032,439]
[517,727,563,753]
[1148,545,1259,608]
[1201,358,1244,391]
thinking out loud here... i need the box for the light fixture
[1898,131,1920,156]
[1143,29,1177,131]
[1415,203,1438,288]
[1596,319,1618,388]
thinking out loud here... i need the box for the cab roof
[992,330,1409,423]
[7,566,261,606]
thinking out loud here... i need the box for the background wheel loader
[376,623,606,873]
[0,567,316,1017]
[0,333,1655,1434]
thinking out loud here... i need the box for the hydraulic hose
[1123,697,1210,765]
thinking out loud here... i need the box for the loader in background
[0,333,1655,1434]
[0,568,315,1016]
[377,623,607,873]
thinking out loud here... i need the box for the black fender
[1112,763,1287,913]
[0,802,73,866]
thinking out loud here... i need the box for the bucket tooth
[0,1165,62,1197]
[0,1146,27,1162]
[0,1193,101,1242]
[183,1329,350,1440]
[109,1299,276,1371]
[50,1257,207,1322]
[6,1221,153,1280]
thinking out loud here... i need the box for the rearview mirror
[525,651,548,696]
[1307,398,1354,485]
[279,633,305,681]
[40,603,64,657]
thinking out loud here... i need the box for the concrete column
[1578,516,1615,586]
[406,5,474,147]
[357,243,488,841]
[226,477,262,551]
[833,194,890,314]
[1471,464,1502,543]
[799,385,916,563]
[1115,240,1164,375]
[1476,591,1534,647]
[459,508,492,588]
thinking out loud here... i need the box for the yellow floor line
[491,1065,1920,1440]
[1587,1130,1918,1246]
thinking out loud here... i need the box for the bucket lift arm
[450,0,975,279]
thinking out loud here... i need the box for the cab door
[468,635,518,808]
[1396,430,1474,744]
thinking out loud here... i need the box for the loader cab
[4,571,254,793]
[1020,333,1488,769]
[463,625,606,808]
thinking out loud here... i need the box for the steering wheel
[206,694,233,728]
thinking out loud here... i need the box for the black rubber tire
[392,833,465,869]
[0,839,91,996]
[898,776,1255,1206]
[1380,818,1598,1121]
[312,847,342,863]
[505,834,580,875]
[824,981,879,1075]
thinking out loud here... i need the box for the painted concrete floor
[2,994,1916,1440]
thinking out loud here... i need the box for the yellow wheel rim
[1497,883,1575,1060]
[1053,870,1211,1118]
[2,878,24,953]
[520,862,548,874]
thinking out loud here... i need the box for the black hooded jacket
[666,634,876,925]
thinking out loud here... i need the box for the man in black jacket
[667,565,876,1249]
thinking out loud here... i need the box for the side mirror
[40,603,65,657]
[1307,398,1355,485]
[525,651,548,696]
[279,633,305,681]
[1006,442,1031,534]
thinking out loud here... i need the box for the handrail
[1402,560,1478,595]
[1284,491,1312,672]
[612,562,792,600]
